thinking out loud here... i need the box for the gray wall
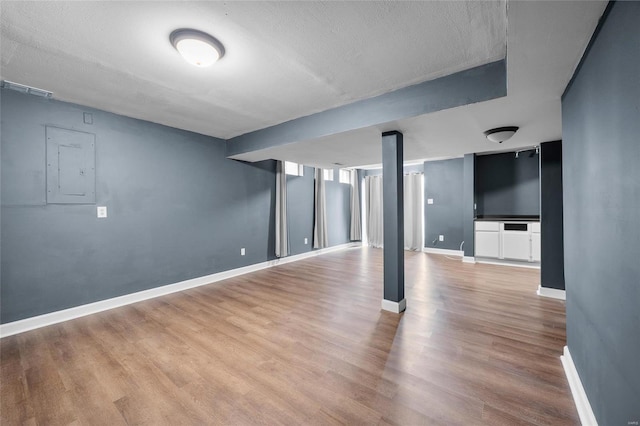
[325,174,351,247]
[540,141,564,290]
[0,90,344,324]
[475,151,540,217]
[287,166,352,254]
[424,158,464,251]
[286,166,314,255]
[561,2,640,424]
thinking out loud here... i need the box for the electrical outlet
[240,248,245,256]
[427,198,434,204]
[97,206,107,218]
[304,238,308,244]
[439,235,444,242]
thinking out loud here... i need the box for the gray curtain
[349,169,362,241]
[275,161,289,257]
[404,173,423,251]
[313,168,328,249]
[365,175,383,248]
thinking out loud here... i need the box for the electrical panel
[46,126,96,204]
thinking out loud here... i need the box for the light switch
[97,206,107,218]
[427,198,434,204]
[241,248,246,256]
[439,235,444,242]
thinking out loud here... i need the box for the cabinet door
[502,232,531,261]
[475,231,500,258]
[531,232,541,262]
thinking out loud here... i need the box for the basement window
[285,161,304,176]
[339,169,350,184]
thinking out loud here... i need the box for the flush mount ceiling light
[170,29,225,67]
[484,126,519,144]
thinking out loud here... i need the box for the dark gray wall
[0,90,279,323]
[475,151,540,217]
[540,141,564,290]
[286,166,314,255]
[562,2,640,424]
[381,132,404,303]
[424,158,464,251]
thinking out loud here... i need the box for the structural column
[462,153,476,263]
[539,140,565,298]
[381,131,405,313]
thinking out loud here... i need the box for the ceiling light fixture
[484,126,519,144]
[170,29,225,67]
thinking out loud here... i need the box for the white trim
[0,242,362,338]
[422,247,464,257]
[381,298,406,313]
[537,285,566,300]
[462,256,476,264]
[475,257,540,269]
[561,346,598,426]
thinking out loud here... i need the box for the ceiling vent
[1,80,53,98]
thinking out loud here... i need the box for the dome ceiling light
[170,29,225,67]
[484,126,519,144]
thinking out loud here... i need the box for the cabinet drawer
[475,221,500,232]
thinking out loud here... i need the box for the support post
[462,154,476,263]
[381,131,406,313]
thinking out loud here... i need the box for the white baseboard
[475,258,540,269]
[422,247,464,257]
[561,346,598,426]
[0,242,361,338]
[537,285,566,300]
[462,256,476,264]
[381,298,406,313]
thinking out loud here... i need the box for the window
[285,161,303,176]
[339,169,350,184]
[323,169,334,181]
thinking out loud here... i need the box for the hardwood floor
[1,247,578,425]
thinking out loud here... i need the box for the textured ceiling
[0,1,506,139]
[236,1,608,168]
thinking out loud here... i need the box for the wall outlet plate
[304,238,308,244]
[439,235,444,241]
[240,248,245,256]
[97,206,107,218]
[427,198,434,204]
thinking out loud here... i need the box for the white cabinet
[502,229,531,260]
[475,220,540,263]
[476,231,500,258]
[475,221,500,258]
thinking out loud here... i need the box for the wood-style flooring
[1,247,578,425]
